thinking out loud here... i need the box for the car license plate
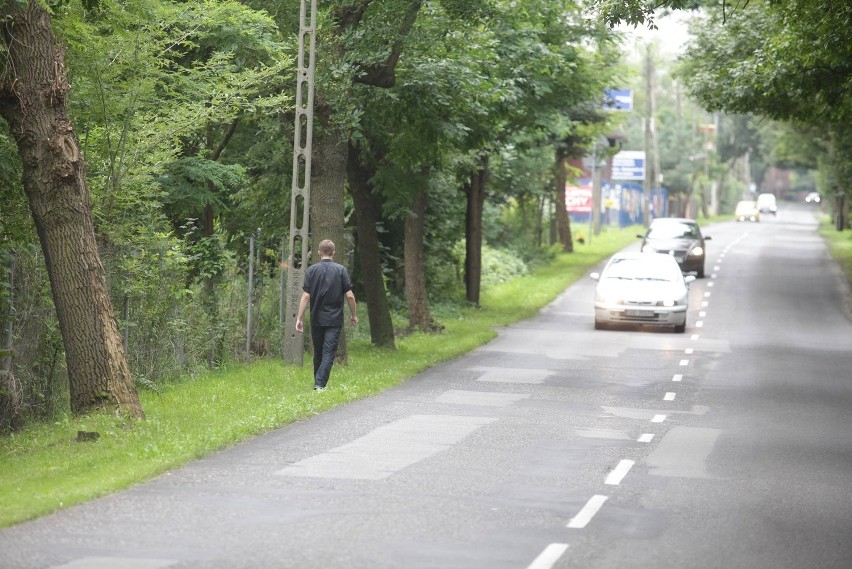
[624,309,654,318]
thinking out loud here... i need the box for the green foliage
[592,0,708,28]
[677,1,852,211]
[161,158,249,215]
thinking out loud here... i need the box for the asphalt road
[2,203,850,569]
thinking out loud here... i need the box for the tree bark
[310,104,350,363]
[347,142,395,348]
[464,162,487,307]
[404,189,434,332]
[0,2,143,418]
[554,149,574,252]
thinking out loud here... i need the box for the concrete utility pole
[643,44,657,226]
[283,0,317,365]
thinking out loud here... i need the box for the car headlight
[690,246,704,256]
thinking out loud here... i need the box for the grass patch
[819,216,852,295]
[0,226,638,528]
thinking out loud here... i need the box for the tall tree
[0,1,143,418]
[677,1,852,227]
[347,141,396,348]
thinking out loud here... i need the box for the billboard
[565,184,593,213]
[611,150,646,181]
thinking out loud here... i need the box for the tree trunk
[347,142,395,348]
[405,189,434,332]
[0,2,143,418]
[310,104,350,363]
[554,149,574,252]
[464,162,487,306]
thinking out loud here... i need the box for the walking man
[296,239,358,390]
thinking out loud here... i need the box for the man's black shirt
[302,259,353,327]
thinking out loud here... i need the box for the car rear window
[646,222,698,239]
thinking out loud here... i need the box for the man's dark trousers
[311,325,341,388]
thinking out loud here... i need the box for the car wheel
[674,323,686,333]
[595,320,606,331]
[697,266,705,279]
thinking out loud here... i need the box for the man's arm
[295,291,311,332]
[345,290,358,326]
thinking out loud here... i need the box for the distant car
[735,200,760,222]
[637,217,711,278]
[757,193,777,215]
[805,192,821,203]
[590,252,695,333]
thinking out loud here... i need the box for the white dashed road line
[605,459,635,486]
[672,374,683,382]
[679,359,690,366]
[567,495,609,529]
[638,433,655,443]
[527,544,569,569]
[664,392,676,401]
[651,414,667,423]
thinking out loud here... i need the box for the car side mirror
[590,272,601,281]
[636,234,645,239]
[704,235,712,240]
[684,275,696,284]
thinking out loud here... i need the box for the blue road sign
[604,89,633,111]
[611,150,645,181]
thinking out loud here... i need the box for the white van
[757,193,777,215]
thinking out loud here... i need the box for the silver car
[590,252,695,333]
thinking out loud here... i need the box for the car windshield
[604,258,680,282]
[646,222,699,239]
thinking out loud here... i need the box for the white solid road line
[567,495,609,529]
[605,459,635,485]
[527,543,569,569]
[638,433,655,443]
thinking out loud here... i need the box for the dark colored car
[637,218,711,278]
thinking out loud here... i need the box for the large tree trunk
[554,149,573,252]
[464,161,487,307]
[404,189,434,332]
[347,142,395,348]
[310,104,350,363]
[0,2,143,418]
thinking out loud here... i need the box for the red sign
[566,185,592,213]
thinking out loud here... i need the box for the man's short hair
[318,239,335,256]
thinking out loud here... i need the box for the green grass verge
[0,227,640,528]
[819,216,852,297]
